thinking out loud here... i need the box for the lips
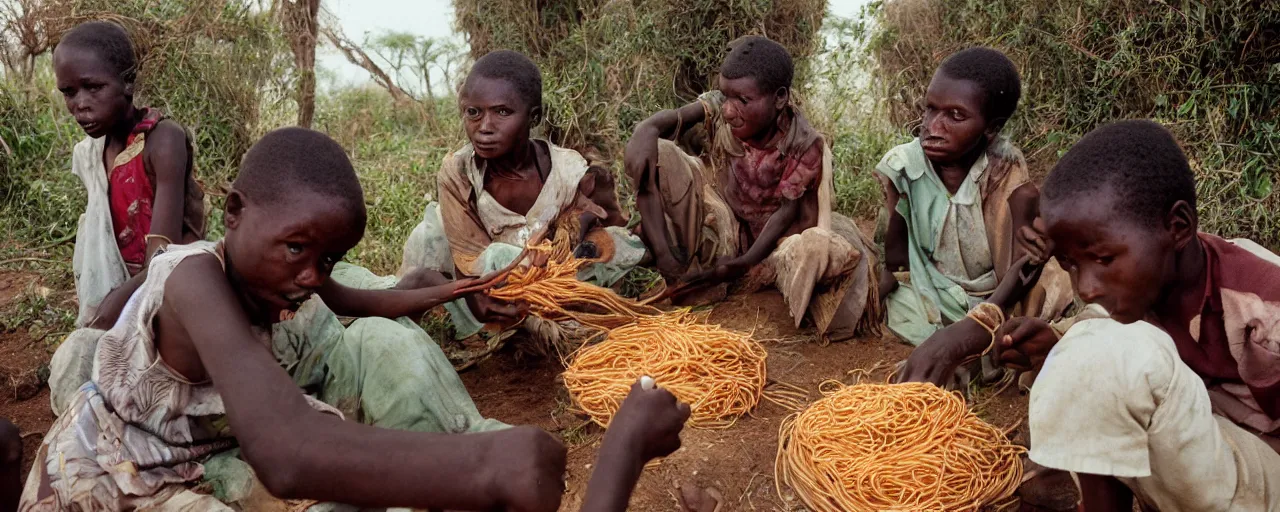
[77,120,101,134]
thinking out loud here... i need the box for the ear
[529,105,543,125]
[123,81,135,97]
[1166,200,1198,250]
[224,190,246,231]
[985,117,1008,140]
[774,87,790,110]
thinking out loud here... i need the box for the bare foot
[677,483,722,512]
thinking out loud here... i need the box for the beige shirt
[1030,318,1280,511]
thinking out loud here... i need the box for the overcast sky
[319,0,872,88]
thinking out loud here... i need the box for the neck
[935,136,989,176]
[484,138,535,176]
[1155,234,1207,319]
[222,251,273,328]
[742,109,789,150]
[106,104,140,146]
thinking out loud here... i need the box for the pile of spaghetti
[487,246,768,428]
[562,311,767,428]
[775,382,1025,512]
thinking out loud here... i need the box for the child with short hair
[876,47,1075,347]
[625,35,879,343]
[20,127,691,511]
[400,49,645,350]
[1014,120,1280,510]
[47,21,208,414]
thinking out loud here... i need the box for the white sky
[319,0,872,88]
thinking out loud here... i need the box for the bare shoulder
[144,119,192,177]
[163,252,228,306]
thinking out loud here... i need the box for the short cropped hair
[234,127,366,219]
[720,35,794,93]
[465,50,543,110]
[1043,120,1196,227]
[57,21,138,84]
[938,47,1021,122]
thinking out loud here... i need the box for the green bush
[866,0,1280,247]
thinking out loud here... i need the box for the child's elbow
[241,435,306,498]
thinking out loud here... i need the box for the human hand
[488,426,568,512]
[988,254,1045,311]
[995,317,1058,372]
[466,292,528,327]
[606,378,691,463]
[894,320,989,387]
[680,258,749,287]
[1017,218,1052,266]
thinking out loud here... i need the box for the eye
[950,109,965,121]
[464,107,481,119]
[497,108,513,116]
[59,88,73,98]
[287,243,304,256]
[1094,255,1114,266]
[737,96,749,105]
[321,254,339,268]
[86,84,103,92]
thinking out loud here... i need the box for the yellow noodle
[775,382,1024,512]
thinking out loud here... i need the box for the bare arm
[1078,473,1133,512]
[318,276,480,320]
[581,381,690,512]
[89,121,191,329]
[878,173,907,300]
[1007,182,1039,265]
[144,120,189,255]
[625,102,707,279]
[167,256,565,510]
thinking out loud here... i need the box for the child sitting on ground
[399,49,645,351]
[876,47,1074,347]
[47,21,207,413]
[975,120,1279,511]
[19,127,692,511]
[625,35,879,343]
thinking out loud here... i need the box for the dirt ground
[0,272,1030,511]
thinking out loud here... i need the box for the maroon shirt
[1150,233,1280,432]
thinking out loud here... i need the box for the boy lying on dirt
[875,46,1075,349]
[47,21,207,413]
[19,127,693,511]
[910,120,1280,511]
[625,35,879,343]
[399,49,644,352]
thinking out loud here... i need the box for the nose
[69,92,89,114]
[923,111,944,138]
[1075,268,1104,304]
[295,264,324,290]
[721,101,738,122]
[478,113,496,135]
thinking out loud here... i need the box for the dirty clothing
[30,242,503,510]
[639,91,879,341]
[401,140,645,339]
[876,137,1073,345]
[70,107,206,326]
[1030,318,1280,511]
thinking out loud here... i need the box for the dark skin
[895,254,1045,385]
[581,381,691,512]
[457,75,615,319]
[53,44,191,330]
[878,70,1039,301]
[626,74,816,286]
[0,418,19,512]
[34,188,568,510]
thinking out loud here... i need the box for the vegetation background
[1,0,1276,347]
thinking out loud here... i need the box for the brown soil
[462,290,1030,511]
[0,271,57,479]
